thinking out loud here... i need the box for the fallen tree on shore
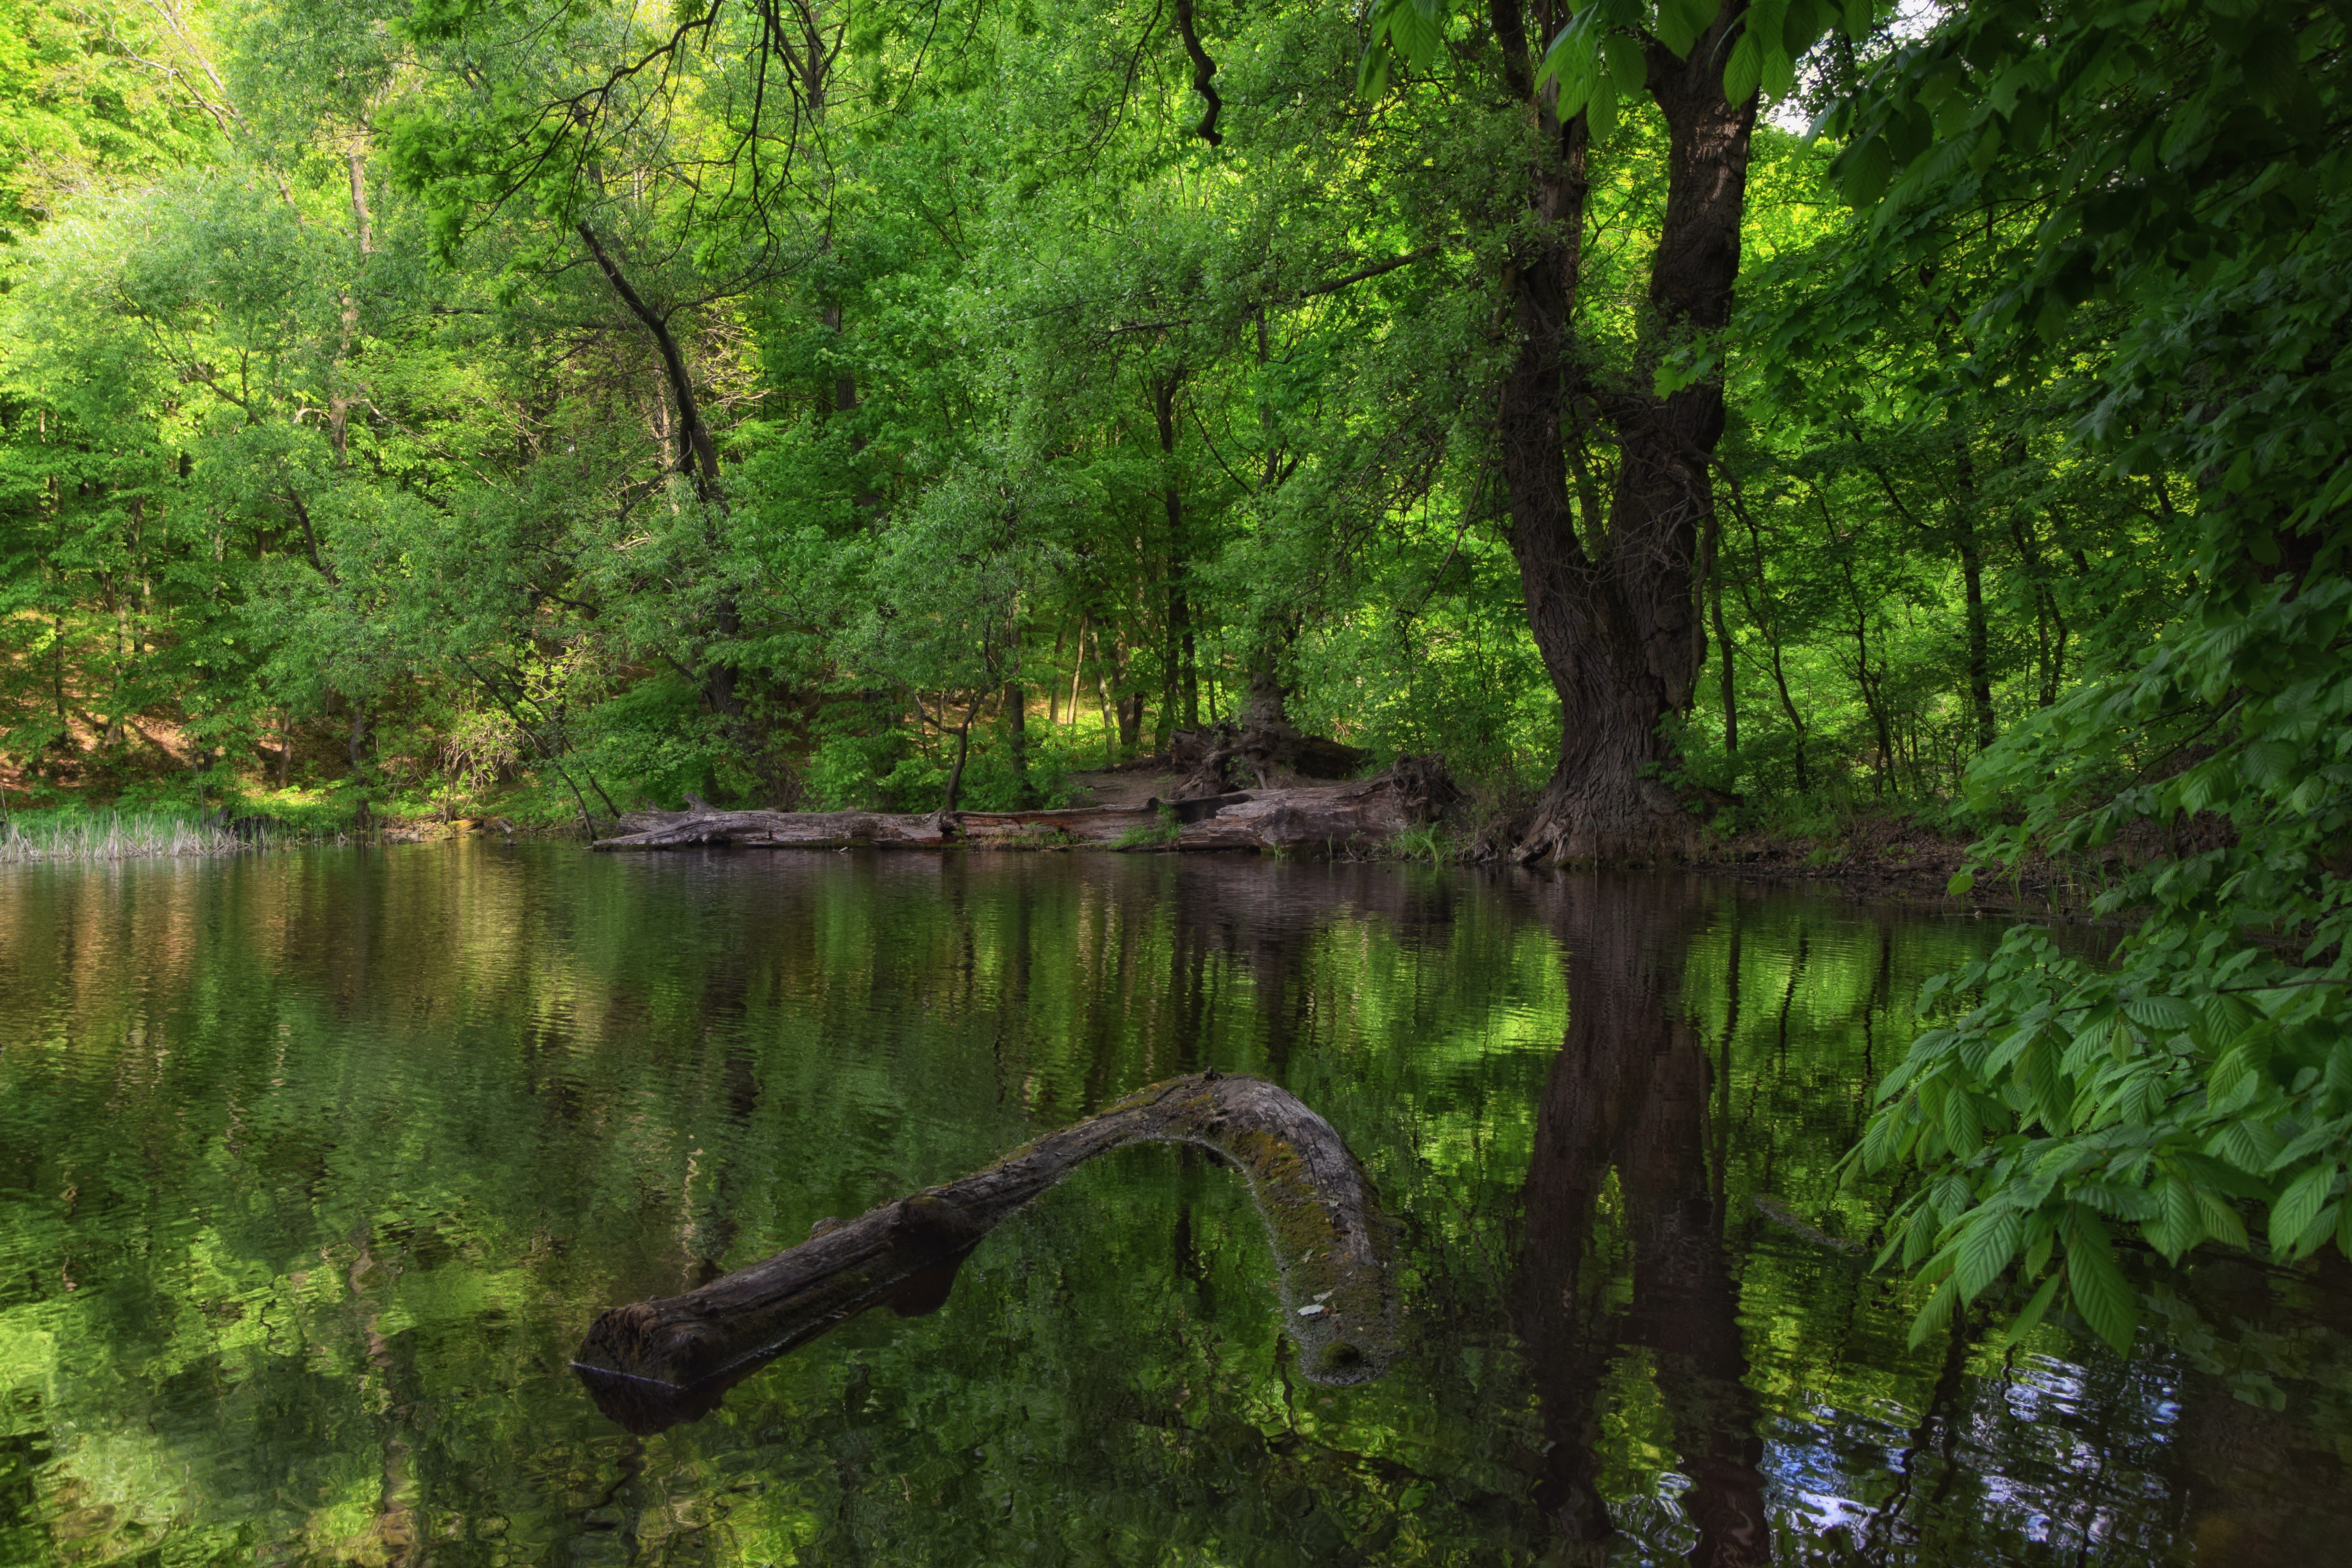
[590,754,1457,855]
[570,1071,1399,1434]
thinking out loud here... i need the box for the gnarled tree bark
[1490,2,1758,865]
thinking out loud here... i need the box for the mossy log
[572,1071,1397,1434]
[593,755,1455,855]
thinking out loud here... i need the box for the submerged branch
[572,1071,1398,1433]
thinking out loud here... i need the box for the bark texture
[1492,4,1757,865]
[572,1071,1396,1434]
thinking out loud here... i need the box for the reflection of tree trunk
[1515,876,1768,1565]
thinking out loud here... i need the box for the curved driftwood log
[591,755,1457,857]
[572,1071,1397,1434]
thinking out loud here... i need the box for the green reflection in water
[0,847,2347,1566]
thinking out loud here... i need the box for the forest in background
[4,0,2351,1350]
[0,0,2169,846]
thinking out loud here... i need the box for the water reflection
[1515,875,1766,1565]
[1,846,2349,1566]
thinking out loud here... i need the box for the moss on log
[571,1071,1397,1433]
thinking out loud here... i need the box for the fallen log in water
[592,754,1456,855]
[571,1071,1397,1434]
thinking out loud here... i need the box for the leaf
[2000,1272,2064,1351]
[1861,1103,1900,1172]
[2195,1188,2251,1251]
[2209,1116,2283,1172]
[1654,0,1715,56]
[2265,1117,2348,1174]
[2269,1163,2339,1258]
[1762,46,1797,102]
[1841,134,1894,206]
[2143,1174,2201,1264]
[1956,1207,2022,1300]
[2064,1214,2139,1355]
[1943,1087,1984,1152]
[1907,1272,1961,1349]
[2242,739,2300,787]
[1387,0,1445,69]
[1901,1207,1937,1268]
[1985,1023,2039,1077]
[1842,0,1873,41]
[2123,996,2194,1031]
[1722,31,1763,104]
[1587,76,1619,140]
[1946,869,1975,897]
[2208,1044,2266,1114]
[2022,1214,2055,1279]
[1602,32,1646,97]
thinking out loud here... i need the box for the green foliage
[1114,804,1183,851]
[1835,0,2352,1352]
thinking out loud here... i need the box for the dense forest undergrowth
[5,0,2352,1352]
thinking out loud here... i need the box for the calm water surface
[2,846,2348,1566]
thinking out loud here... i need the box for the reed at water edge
[0,808,251,864]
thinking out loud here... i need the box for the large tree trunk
[1154,372,1201,730]
[572,1071,1396,1434]
[1493,3,1757,865]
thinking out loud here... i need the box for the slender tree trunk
[1760,636,1809,795]
[1731,508,1808,794]
[1848,601,1895,797]
[1492,2,1757,862]
[1154,374,1200,731]
[1710,572,1737,758]
[2011,510,2067,707]
[1085,622,1118,762]
[577,223,753,751]
[941,691,987,814]
[1947,441,1997,751]
[1815,492,1895,795]
[1119,694,1145,758]
[1005,680,1031,807]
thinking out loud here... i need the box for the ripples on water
[0,846,2347,1566]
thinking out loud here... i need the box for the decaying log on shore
[1168,719,1372,799]
[571,1071,1397,1434]
[592,754,1456,855]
